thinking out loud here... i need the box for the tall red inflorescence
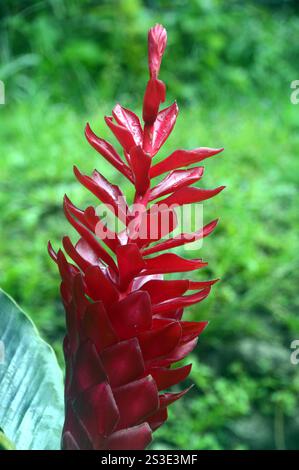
[49,24,224,450]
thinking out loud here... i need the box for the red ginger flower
[49,24,224,450]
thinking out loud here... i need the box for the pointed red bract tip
[47,240,58,263]
[148,24,167,79]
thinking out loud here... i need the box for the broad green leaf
[0,289,64,450]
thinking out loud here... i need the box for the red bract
[49,24,224,450]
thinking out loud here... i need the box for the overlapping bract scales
[49,24,224,450]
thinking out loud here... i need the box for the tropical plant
[48,24,224,450]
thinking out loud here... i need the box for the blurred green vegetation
[1,0,299,450]
[2,0,299,107]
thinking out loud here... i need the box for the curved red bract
[49,24,224,450]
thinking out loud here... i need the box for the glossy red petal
[148,364,192,391]
[84,266,119,307]
[92,169,129,215]
[113,375,159,429]
[106,423,152,450]
[100,338,145,388]
[150,147,224,178]
[112,104,143,146]
[64,197,117,265]
[129,145,151,195]
[71,273,89,320]
[143,102,179,156]
[159,386,192,409]
[142,219,219,255]
[116,243,145,289]
[56,249,79,288]
[62,406,92,450]
[73,382,119,445]
[153,308,186,320]
[147,408,168,431]
[140,279,189,304]
[64,195,118,271]
[84,206,120,253]
[142,78,166,125]
[85,123,133,181]
[150,317,177,329]
[188,279,219,290]
[138,321,182,360]
[143,253,207,275]
[73,166,128,224]
[71,340,106,395]
[75,238,104,266]
[63,195,86,224]
[160,186,225,207]
[82,301,118,353]
[105,116,136,153]
[63,236,91,272]
[152,287,211,314]
[60,281,72,307]
[108,291,152,340]
[131,206,177,247]
[147,338,198,368]
[48,240,58,263]
[64,303,79,354]
[63,200,115,262]
[131,274,164,291]
[180,321,208,342]
[149,167,204,201]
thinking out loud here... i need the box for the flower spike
[50,24,224,450]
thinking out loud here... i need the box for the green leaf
[0,428,15,450]
[0,288,64,450]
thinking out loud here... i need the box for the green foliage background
[1,0,299,449]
